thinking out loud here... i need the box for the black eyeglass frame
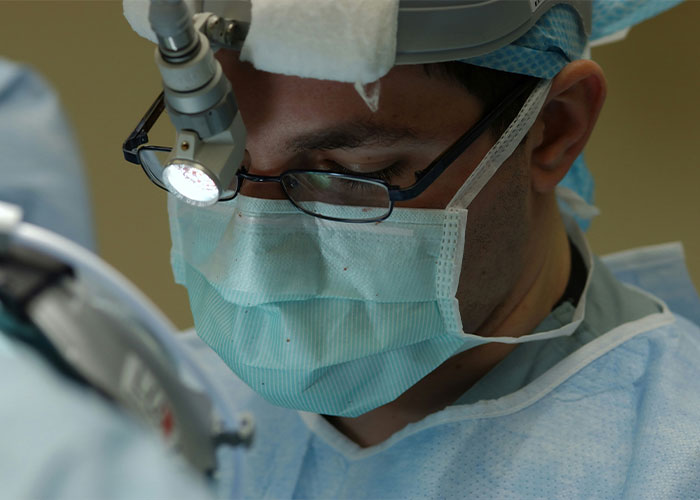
[123,77,539,222]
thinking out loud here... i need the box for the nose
[236,150,288,200]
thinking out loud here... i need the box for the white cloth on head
[240,0,399,84]
[123,0,399,85]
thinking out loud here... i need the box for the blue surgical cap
[461,0,682,229]
[465,0,684,79]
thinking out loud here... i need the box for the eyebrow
[285,121,422,153]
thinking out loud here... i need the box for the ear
[529,60,607,194]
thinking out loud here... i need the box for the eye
[322,160,408,184]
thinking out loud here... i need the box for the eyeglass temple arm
[389,78,538,203]
[122,93,166,164]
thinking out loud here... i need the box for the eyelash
[324,161,408,184]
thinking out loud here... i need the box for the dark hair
[423,61,540,138]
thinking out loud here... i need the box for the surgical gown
[0,58,95,250]
[0,327,213,499]
[178,241,700,499]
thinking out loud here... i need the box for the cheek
[466,168,531,277]
[455,154,532,327]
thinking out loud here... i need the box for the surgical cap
[464,0,684,79]
[461,0,682,228]
[124,0,684,228]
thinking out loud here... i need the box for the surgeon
[125,0,700,497]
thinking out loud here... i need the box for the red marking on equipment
[161,408,174,437]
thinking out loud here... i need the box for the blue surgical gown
[0,330,213,499]
[0,58,95,250]
[178,241,700,498]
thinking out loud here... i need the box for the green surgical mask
[167,81,584,417]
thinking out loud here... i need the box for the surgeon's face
[217,51,535,333]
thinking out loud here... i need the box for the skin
[217,51,607,447]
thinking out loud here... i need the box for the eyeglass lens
[281,172,391,221]
[138,147,169,188]
[138,139,390,220]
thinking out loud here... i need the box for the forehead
[216,51,484,145]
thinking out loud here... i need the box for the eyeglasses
[123,78,537,223]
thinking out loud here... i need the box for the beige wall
[1,1,698,330]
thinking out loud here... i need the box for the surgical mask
[169,80,585,417]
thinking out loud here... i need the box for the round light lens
[163,160,220,206]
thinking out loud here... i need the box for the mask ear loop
[447,79,553,210]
